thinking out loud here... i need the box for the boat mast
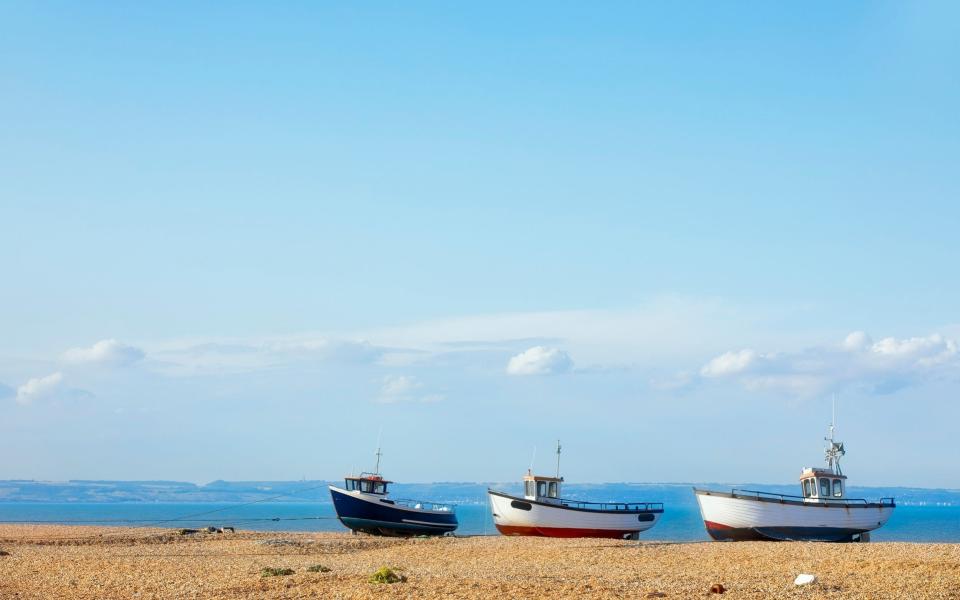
[555,440,562,479]
[824,396,845,475]
[373,427,383,476]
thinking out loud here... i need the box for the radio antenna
[824,395,845,475]
[373,427,383,475]
[828,395,835,446]
[556,440,562,479]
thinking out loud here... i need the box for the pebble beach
[1,525,958,599]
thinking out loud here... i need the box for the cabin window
[525,480,535,497]
[819,478,830,498]
[548,482,558,498]
[802,479,812,497]
[832,479,843,497]
[537,481,547,497]
[345,479,356,491]
[361,480,374,493]
[374,482,386,494]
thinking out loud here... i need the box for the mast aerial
[824,397,845,475]
[373,426,383,475]
[555,440,562,479]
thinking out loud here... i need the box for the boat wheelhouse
[800,467,847,502]
[329,449,458,537]
[488,442,664,539]
[694,416,895,542]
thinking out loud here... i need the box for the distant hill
[1,480,957,506]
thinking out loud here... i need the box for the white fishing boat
[488,442,664,539]
[694,414,895,542]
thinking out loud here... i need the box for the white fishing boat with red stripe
[694,413,895,542]
[488,442,664,539]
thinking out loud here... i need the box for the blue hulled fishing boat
[329,448,457,536]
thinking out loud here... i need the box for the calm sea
[2,501,958,542]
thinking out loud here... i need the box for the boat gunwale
[488,488,665,514]
[329,486,458,516]
[693,487,896,509]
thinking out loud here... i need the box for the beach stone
[710,583,725,593]
[795,573,817,586]
[257,538,306,547]
[1,527,957,598]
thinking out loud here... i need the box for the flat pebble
[0,525,957,598]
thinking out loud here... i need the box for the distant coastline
[2,480,958,506]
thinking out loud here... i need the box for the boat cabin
[343,473,392,496]
[523,470,564,503]
[799,467,846,501]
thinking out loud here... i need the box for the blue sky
[1,2,958,487]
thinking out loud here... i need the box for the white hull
[488,490,662,539]
[695,489,894,542]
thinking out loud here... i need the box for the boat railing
[731,488,890,505]
[388,498,455,512]
[558,500,664,512]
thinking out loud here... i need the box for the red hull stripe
[704,520,733,530]
[495,525,638,539]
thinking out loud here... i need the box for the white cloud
[842,331,873,352]
[700,349,757,377]
[506,346,574,376]
[869,334,957,365]
[63,339,145,367]
[377,375,444,404]
[16,372,64,405]
[699,331,960,396]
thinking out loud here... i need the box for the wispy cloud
[506,346,574,376]
[67,298,775,377]
[377,375,444,404]
[147,337,399,375]
[63,339,145,367]
[699,331,959,396]
[357,297,788,371]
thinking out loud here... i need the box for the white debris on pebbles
[0,525,957,599]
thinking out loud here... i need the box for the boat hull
[694,488,894,542]
[488,490,662,539]
[329,486,458,537]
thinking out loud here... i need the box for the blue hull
[329,487,458,537]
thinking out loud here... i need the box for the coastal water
[2,501,958,542]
